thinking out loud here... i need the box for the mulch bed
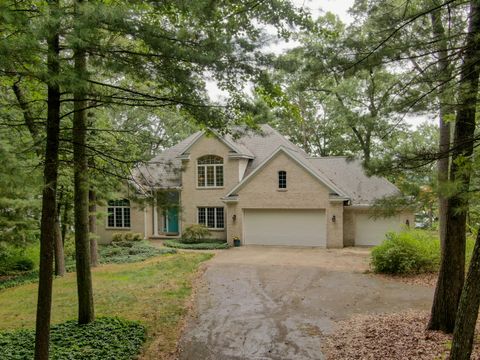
[323,311,480,360]
[375,273,438,287]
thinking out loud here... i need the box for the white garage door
[244,209,326,247]
[355,213,405,246]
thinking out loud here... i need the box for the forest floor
[322,310,480,360]
[0,252,213,359]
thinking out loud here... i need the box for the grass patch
[0,317,145,360]
[0,252,213,358]
[371,230,475,275]
[0,240,176,289]
[164,239,230,250]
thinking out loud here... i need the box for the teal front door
[166,208,179,233]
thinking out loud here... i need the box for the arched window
[107,199,131,228]
[278,170,287,189]
[197,155,224,187]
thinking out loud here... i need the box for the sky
[206,0,433,129]
[293,0,354,23]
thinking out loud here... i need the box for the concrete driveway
[177,246,434,360]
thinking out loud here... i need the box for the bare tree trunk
[430,0,452,252]
[54,208,65,276]
[89,189,98,267]
[34,1,61,358]
[450,230,480,360]
[429,0,480,333]
[73,0,94,325]
[61,200,70,245]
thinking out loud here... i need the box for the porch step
[149,234,180,240]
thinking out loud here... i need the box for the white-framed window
[197,155,224,188]
[107,199,131,228]
[197,207,224,229]
[278,170,287,189]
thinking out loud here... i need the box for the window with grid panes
[197,155,224,187]
[278,170,287,189]
[197,207,224,229]
[107,199,131,228]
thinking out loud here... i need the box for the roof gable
[225,146,349,198]
[179,130,254,159]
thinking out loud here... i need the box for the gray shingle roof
[133,124,399,205]
[308,157,400,205]
[133,132,200,189]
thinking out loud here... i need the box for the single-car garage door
[355,213,404,246]
[243,209,326,247]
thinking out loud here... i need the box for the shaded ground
[0,253,212,360]
[177,246,433,360]
[323,311,480,360]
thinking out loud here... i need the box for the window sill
[196,187,225,190]
[207,228,225,231]
[277,188,288,192]
[106,227,131,230]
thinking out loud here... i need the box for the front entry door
[165,208,179,233]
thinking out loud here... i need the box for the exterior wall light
[332,215,336,222]
[232,214,237,222]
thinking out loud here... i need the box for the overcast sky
[207,0,432,129]
[293,0,354,23]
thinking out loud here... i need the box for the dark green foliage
[181,224,211,244]
[0,317,145,360]
[164,239,229,250]
[0,243,39,275]
[11,258,34,272]
[371,230,441,274]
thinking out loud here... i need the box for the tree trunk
[429,0,480,333]
[73,0,94,325]
[89,189,98,267]
[54,209,65,276]
[61,200,70,245]
[34,1,61,358]
[430,0,452,252]
[450,230,480,360]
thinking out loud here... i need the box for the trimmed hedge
[164,239,230,250]
[0,317,145,360]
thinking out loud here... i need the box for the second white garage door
[243,209,326,247]
[355,213,404,246]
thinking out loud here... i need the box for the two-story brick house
[96,124,412,247]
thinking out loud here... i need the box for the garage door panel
[355,214,404,246]
[244,209,326,247]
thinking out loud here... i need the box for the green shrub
[112,233,125,242]
[181,224,210,244]
[164,239,230,250]
[11,258,34,271]
[371,230,440,274]
[112,232,143,243]
[0,317,145,360]
[0,243,38,275]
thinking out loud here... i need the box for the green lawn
[0,252,213,359]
